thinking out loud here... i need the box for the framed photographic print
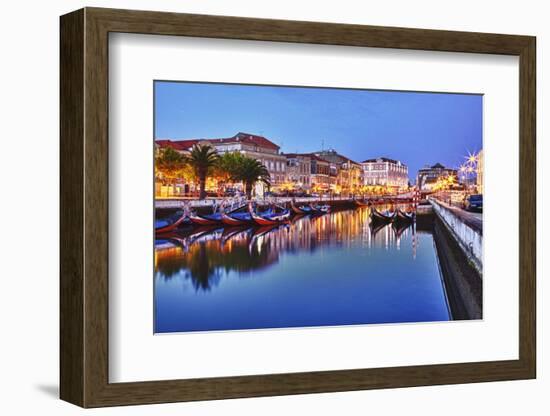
[60,7,536,407]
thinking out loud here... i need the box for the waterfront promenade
[431,198,482,235]
[430,198,483,274]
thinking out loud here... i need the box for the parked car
[463,194,483,212]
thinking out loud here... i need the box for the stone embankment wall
[430,199,482,274]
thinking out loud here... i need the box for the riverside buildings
[309,154,331,193]
[284,153,312,191]
[207,133,287,186]
[416,162,458,192]
[315,150,363,195]
[361,157,409,190]
[156,133,411,196]
[157,132,287,191]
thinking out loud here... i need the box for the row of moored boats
[156,198,417,235]
[369,206,416,224]
[156,200,331,234]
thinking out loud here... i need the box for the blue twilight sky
[154,81,482,181]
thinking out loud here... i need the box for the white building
[361,157,408,189]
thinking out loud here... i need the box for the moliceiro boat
[248,202,291,226]
[188,203,224,226]
[189,212,223,225]
[309,203,331,214]
[155,209,189,234]
[220,209,255,226]
[290,199,314,215]
[370,207,396,223]
[396,208,416,222]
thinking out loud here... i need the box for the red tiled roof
[314,150,361,166]
[156,132,280,152]
[283,153,311,159]
[209,132,280,150]
[155,139,200,151]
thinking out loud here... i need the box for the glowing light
[465,151,478,165]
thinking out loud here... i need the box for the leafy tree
[155,147,186,190]
[185,144,219,199]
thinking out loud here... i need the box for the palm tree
[216,151,246,183]
[236,157,271,199]
[185,144,219,199]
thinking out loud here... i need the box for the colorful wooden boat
[249,203,290,226]
[188,211,223,225]
[155,211,189,234]
[290,200,314,215]
[220,210,254,226]
[309,203,331,214]
[396,208,416,222]
[370,207,396,223]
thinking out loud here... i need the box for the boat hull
[221,212,253,226]
[290,200,313,215]
[249,208,290,225]
[310,204,331,215]
[291,205,310,215]
[370,208,396,223]
[155,213,188,234]
[251,214,290,226]
[189,213,222,225]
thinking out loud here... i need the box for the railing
[155,191,419,209]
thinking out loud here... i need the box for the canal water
[154,206,450,333]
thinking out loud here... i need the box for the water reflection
[156,208,417,289]
[155,206,450,333]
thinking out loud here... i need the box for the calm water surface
[154,207,450,333]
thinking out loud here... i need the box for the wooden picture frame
[60,7,536,408]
